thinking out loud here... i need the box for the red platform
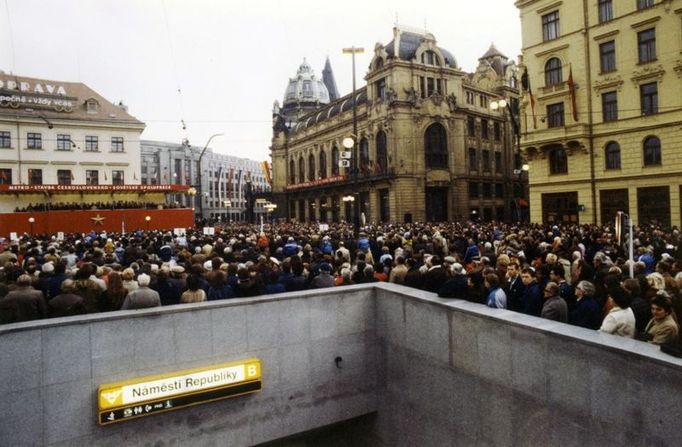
[0,208,195,237]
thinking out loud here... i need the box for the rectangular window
[111,137,124,152]
[493,122,501,141]
[112,170,125,185]
[57,170,72,185]
[495,183,504,198]
[481,119,489,139]
[482,149,491,171]
[85,135,98,151]
[468,182,479,198]
[0,168,11,184]
[638,28,656,63]
[86,170,99,185]
[599,41,616,73]
[0,131,10,148]
[637,0,654,10]
[542,11,560,41]
[495,152,502,173]
[427,77,435,96]
[420,77,426,98]
[27,132,42,149]
[57,134,71,151]
[436,79,442,95]
[482,183,492,198]
[469,148,477,171]
[28,168,42,185]
[602,91,618,122]
[467,116,476,136]
[547,103,565,127]
[598,0,613,23]
[375,78,386,100]
[479,95,488,108]
[640,82,658,115]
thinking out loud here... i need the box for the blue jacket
[569,296,602,329]
[522,282,543,317]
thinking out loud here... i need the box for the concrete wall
[0,287,377,446]
[2,283,682,446]
[374,284,682,446]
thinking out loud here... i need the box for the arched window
[549,146,568,174]
[376,131,388,174]
[359,138,370,174]
[545,57,562,86]
[308,153,316,180]
[319,150,327,179]
[421,50,440,66]
[298,157,305,183]
[289,159,296,184]
[643,136,661,166]
[605,142,621,170]
[424,123,448,169]
[331,146,339,176]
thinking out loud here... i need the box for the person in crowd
[121,268,139,293]
[207,271,235,300]
[0,274,47,322]
[154,268,182,306]
[72,266,103,313]
[484,273,507,309]
[310,263,335,288]
[121,274,161,309]
[181,274,207,303]
[520,268,543,317]
[505,261,524,312]
[599,287,636,339]
[48,279,85,317]
[438,263,468,299]
[104,271,128,311]
[644,292,679,345]
[541,281,568,323]
[569,280,601,330]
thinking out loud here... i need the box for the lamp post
[195,133,224,222]
[28,217,35,236]
[342,45,364,233]
[145,215,151,231]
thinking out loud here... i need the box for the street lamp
[195,133,224,222]
[343,46,364,234]
[264,202,277,223]
[28,217,35,235]
[145,215,151,231]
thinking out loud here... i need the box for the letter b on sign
[247,365,258,377]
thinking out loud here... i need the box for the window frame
[57,134,71,151]
[599,41,616,73]
[0,131,11,148]
[643,136,661,166]
[424,123,448,169]
[0,168,12,184]
[86,170,99,185]
[605,142,621,170]
[549,147,568,175]
[85,135,99,152]
[542,10,560,42]
[602,91,618,122]
[544,57,563,86]
[57,169,72,185]
[547,102,565,128]
[637,0,654,10]
[640,82,658,116]
[111,136,124,153]
[28,168,42,185]
[27,132,42,149]
[637,28,656,64]
[598,0,613,23]
[112,170,125,185]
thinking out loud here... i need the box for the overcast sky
[1,0,521,161]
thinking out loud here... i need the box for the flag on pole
[521,67,537,129]
[261,161,272,186]
[568,65,578,122]
[228,167,234,195]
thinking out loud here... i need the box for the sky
[0,0,522,162]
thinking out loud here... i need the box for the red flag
[568,65,578,122]
[228,168,234,194]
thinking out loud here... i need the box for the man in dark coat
[3,274,47,322]
[422,255,449,293]
[505,262,525,312]
[520,268,543,317]
[438,263,468,298]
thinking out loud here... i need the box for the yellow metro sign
[97,358,261,425]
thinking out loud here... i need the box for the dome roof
[282,59,330,108]
[384,31,458,68]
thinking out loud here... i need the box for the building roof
[384,31,457,68]
[0,73,144,127]
[289,87,367,134]
[322,57,340,102]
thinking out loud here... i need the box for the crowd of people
[14,201,184,212]
[1,220,681,350]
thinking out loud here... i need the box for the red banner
[0,184,190,194]
[285,175,346,191]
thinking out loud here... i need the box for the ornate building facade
[516,0,682,227]
[270,27,524,224]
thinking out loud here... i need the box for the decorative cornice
[631,16,661,30]
[593,75,624,92]
[631,65,665,85]
[535,44,569,58]
[593,30,619,41]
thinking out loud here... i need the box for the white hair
[137,273,151,287]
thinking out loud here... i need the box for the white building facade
[0,72,144,212]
